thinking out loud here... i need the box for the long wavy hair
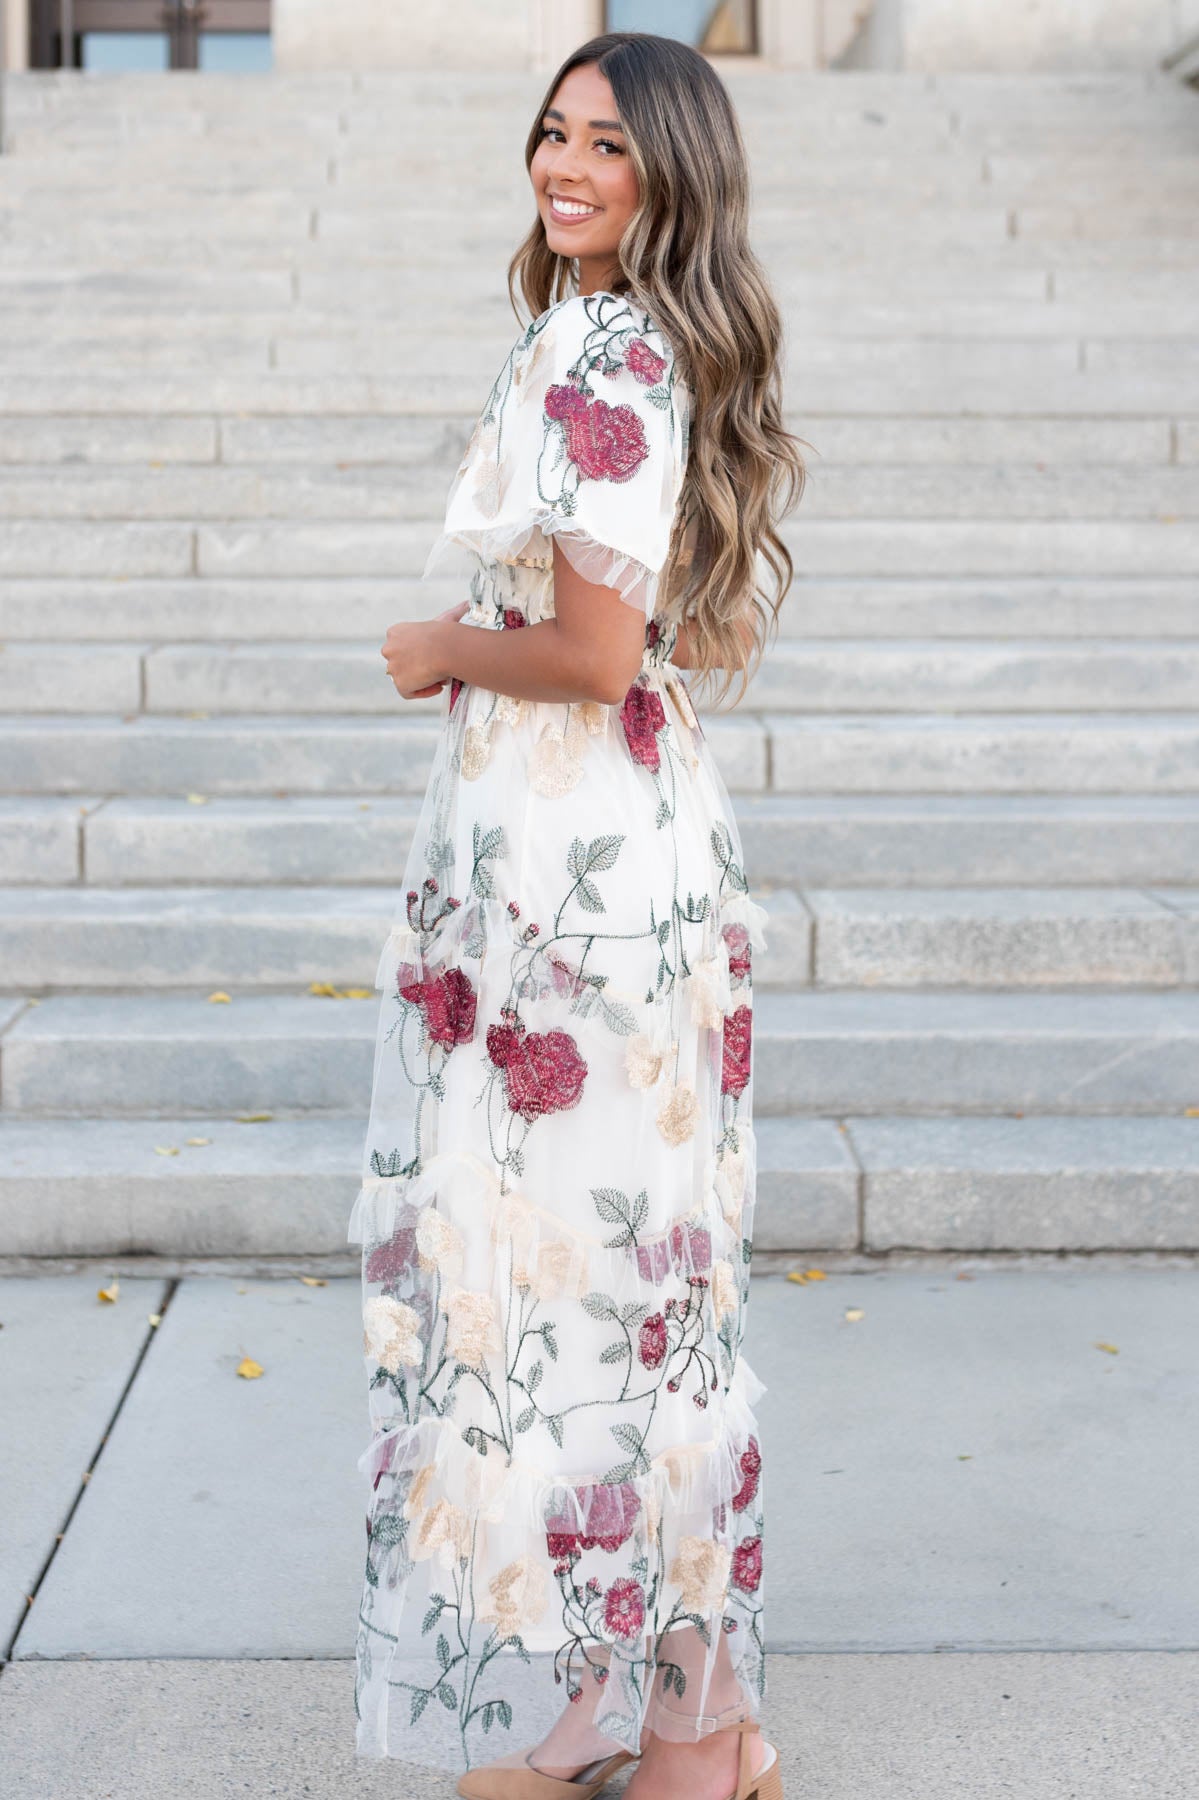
[507,31,807,708]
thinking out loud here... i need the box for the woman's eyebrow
[543,107,624,130]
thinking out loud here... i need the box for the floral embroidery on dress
[349,288,768,1776]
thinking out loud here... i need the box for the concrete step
[766,713,1199,792]
[3,988,1197,1117]
[1,1110,1195,1257]
[4,577,1195,643]
[5,638,1196,718]
[0,713,764,795]
[2,463,1196,525]
[0,883,1194,992]
[6,793,1199,889]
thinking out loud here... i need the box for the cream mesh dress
[348,288,768,1774]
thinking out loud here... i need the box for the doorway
[30,1,272,72]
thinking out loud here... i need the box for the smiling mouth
[547,195,603,222]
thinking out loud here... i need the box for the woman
[348,30,805,1800]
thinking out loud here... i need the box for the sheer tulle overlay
[349,291,768,1774]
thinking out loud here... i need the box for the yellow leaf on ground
[207,991,232,1004]
[153,1145,180,1156]
[957,1453,973,1461]
[186,793,209,805]
[785,1270,808,1284]
[186,710,210,719]
[844,1308,864,1322]
[98,1281,119,1304]
[1185,1107,1199,1117]
[1095,1341,1120,1355]
[186,1136,211,1146]
[802,1268,827,1281]
[309,981,341,997]
[299,1276,327,1287]
[343,987,374,1000]
[148,1313,162,1327]
[237,1356,264,1379]
[235,1112,273,1123]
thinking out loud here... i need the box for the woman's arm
[382,540,647,708]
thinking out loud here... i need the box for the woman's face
[530,61,639,293]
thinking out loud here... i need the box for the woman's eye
[537,125,623,154]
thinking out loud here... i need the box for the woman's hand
[382,600,469,699]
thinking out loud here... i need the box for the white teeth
[551,198,599,216]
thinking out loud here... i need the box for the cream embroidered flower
[411,1497,473,1568]
[656,1081,699,1147]
[528,720,584,798]
[576,700,607,736]
[491,1189,539,1278]
[495,691,529,728]
[403,1462,438,1519]
[670,1536,731,1612]
[461,721,492,780]
[667,676,699,730]
[415,1206,465,1278]
[712,1259,739,1324]
[478,1554,550,1636]
[531,1238,589,1302]
[441,1286,502,1369]
[625,1033,665,1090]
[362,1295,423,1373]
[685,955,729,1031]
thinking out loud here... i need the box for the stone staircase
[1,68,1197,1260]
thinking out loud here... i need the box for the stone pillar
[273,0,536,71]
[870,0,1182,70]
[3,0,32,74]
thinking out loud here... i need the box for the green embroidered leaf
[410,1688,431,1725]
[422,1597,446,1635]
[646,385,671,409]
[541,1321,559,1361]
[527,1359,543,1393]
[436,1632,452,1671]
[600,1340,630,1364]
[567,836,587,878]
[610,1421,644,1454]
[654,798,671,829]
[602,1459,637,1484]
[498,1695,516,1721]
[482,1702,495,1733]
[581,1291,617,1321]
[514,1405,536,1433]
[438,1683,457,1711]
[599,996,637,1036]
[575,877,604,914]
[585,834,623,872]
[619,1301,649,1328]
[546,1414,565,1448]
[591,1187,629,1224]
[711,823,731,865]
[656,917,671,945]
[631,1189,649,1232]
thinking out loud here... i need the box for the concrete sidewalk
[1,1261,1196,1796]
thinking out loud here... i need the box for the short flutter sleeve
[422,291,689,620]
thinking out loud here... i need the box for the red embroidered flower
[732,1437,761,1514]
[723,923,752,983]
[721,1004,753,1099]
[731,1536,762,1593]
[399,967,477,1049]
[603,1577,646,1639]
[670,1220,712,1273]
[564,397,648,484]
[619,682,667,771]
[625,337,668,386]
[638,1312,668,1369]
[486,1018,588,1120]
[448,677,464,713]
[545,1482,641,1556]
[365,1226,418,1286]
[502,608,526,630]
[545,381,588,421]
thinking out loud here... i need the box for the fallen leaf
[98,1280,119,1304]
[343,987,374,999]
[957,1453,973,1461]
[955,1271,976,1281]
[186,1136,211,1146]
[153,1144,180,1157]
[299,1275,327,1287]
[148,1313,162,1327]
[186,793,209,805]
[802,1268,827,1281]
[1095,1341,1119,1355]
[844,1308,864,1322]
[237,1355,264,1379]
[358,802,371,810]
[786,1270,808,1284]
[235,1111,273,1123]
[186,710,210,719]
[207,991,232,1004]
[309,982,341,997]
[1185,1107,1199,1117]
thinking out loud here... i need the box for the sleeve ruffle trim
[422,508,661,620]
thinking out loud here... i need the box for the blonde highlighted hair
[507,30,807,707]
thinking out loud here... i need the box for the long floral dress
[348,288,769,1774]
